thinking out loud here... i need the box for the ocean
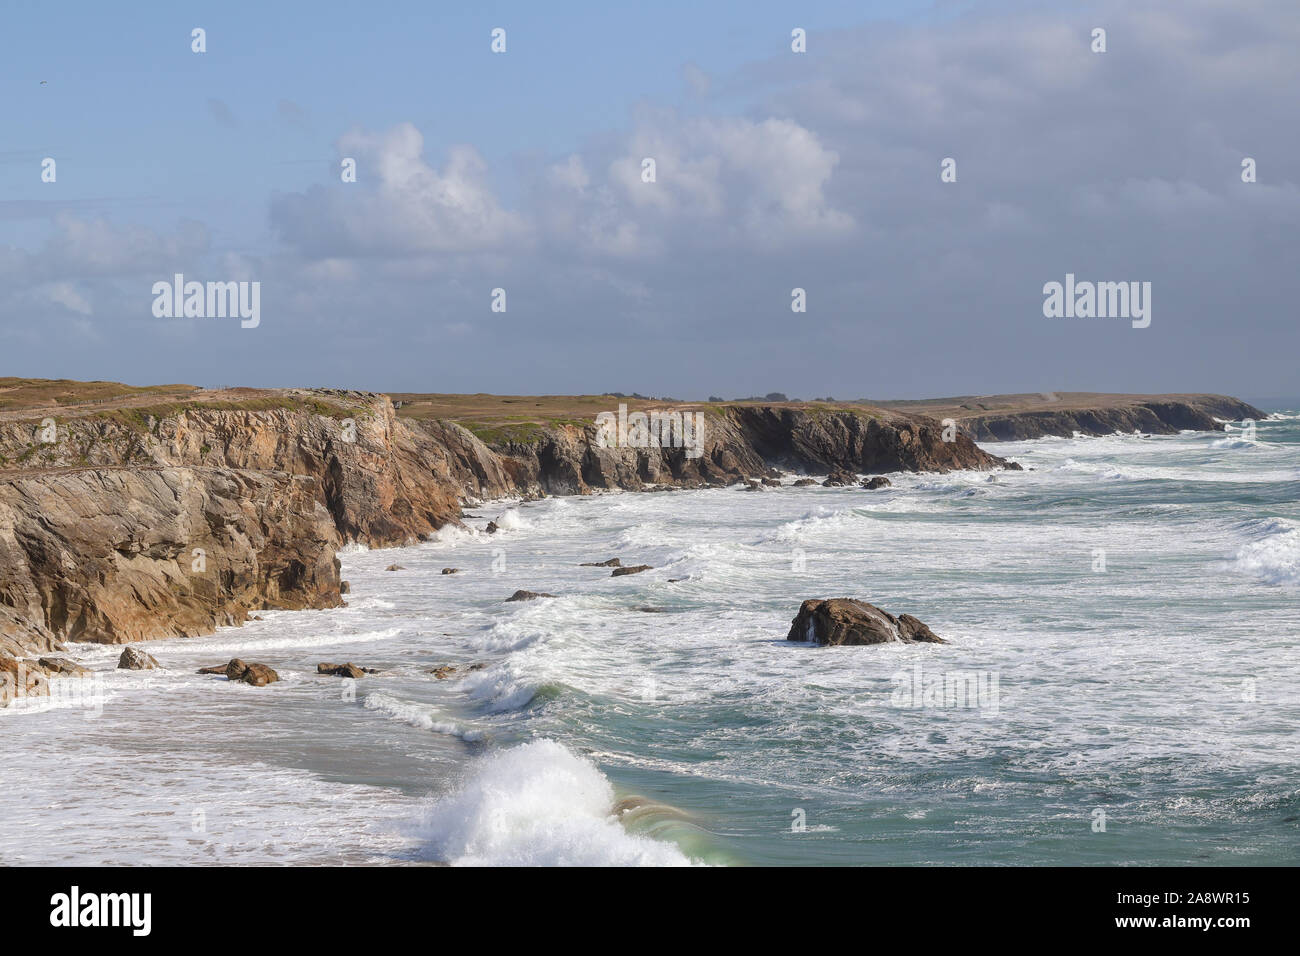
[2,412,1297,866]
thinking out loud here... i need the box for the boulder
[340,581,351,594]
[385,564,405,572]
[441,568,460,575]
[791,478,818,487]
[822,468,858,487]
[224,658,280,686]
[118,647,160,670]
[580,558,622,567]
[860,476,892,490]
[318,662,365,679]
[506,590,555,602]
[761,477,783,487]
[485,521,499,534]
[786,599,946,646]
[611,565,652,576]
[197,664,227,675]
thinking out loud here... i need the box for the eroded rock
[786,599,946,646]
[611,565,652,577]
[118,647,160,670]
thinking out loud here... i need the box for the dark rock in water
[37,657,90,677]
[739,479,762,491]
[786,599,946,646]
[761,477,782,487]
[1003,462,1024,471]
[485,521,499,534]
[430,662,487,679]
[634,606,668,613]
[822,468,857,487]
[860,476,892,490]
[441,567,460,574]
[225,658,279,686]
[580,558,622,567]
[668,577,688,583]
[118,647,160,670]
[340,581,351,594]
[506,590,556,602]
[612,565,652,576]
[197,664,227,675]
[791,478,817,487]
[385,564,405,572]
[318,662,366,679]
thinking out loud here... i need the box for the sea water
[2,412,1297,865]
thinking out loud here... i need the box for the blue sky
[2,0,1296,400]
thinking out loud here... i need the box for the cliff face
[877,393,1265,442]
[0,467,341,647]
[431,404,1009,496]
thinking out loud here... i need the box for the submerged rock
[580,558,622,567]
[441,567,460,574]
[786,599,946,646]
[822,468,858,487]
[611,565,652,576]
[385,564,405,572]
[318,662,366,679]
[506,590,556,602]
[118,647,160,670]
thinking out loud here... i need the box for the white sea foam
[1232,517,1300,586]
[413,740,697,866]
[361,693,484,741]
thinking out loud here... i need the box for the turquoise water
[2,414,1296,865]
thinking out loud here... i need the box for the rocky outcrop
[861,476,892,489]
[787,599,947,646]
[118,647,160,669]
[225,658,279,686]
[611,565,652,577]
[0,467,341,650]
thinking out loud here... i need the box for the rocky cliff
[416,403,1008,496]
[874,393,1264,442]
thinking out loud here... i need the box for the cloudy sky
[2,0,1297,401]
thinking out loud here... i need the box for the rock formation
[787,599,947,646]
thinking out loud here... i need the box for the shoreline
[0,381,1264,690]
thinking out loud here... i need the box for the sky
[1,0,1296,401]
